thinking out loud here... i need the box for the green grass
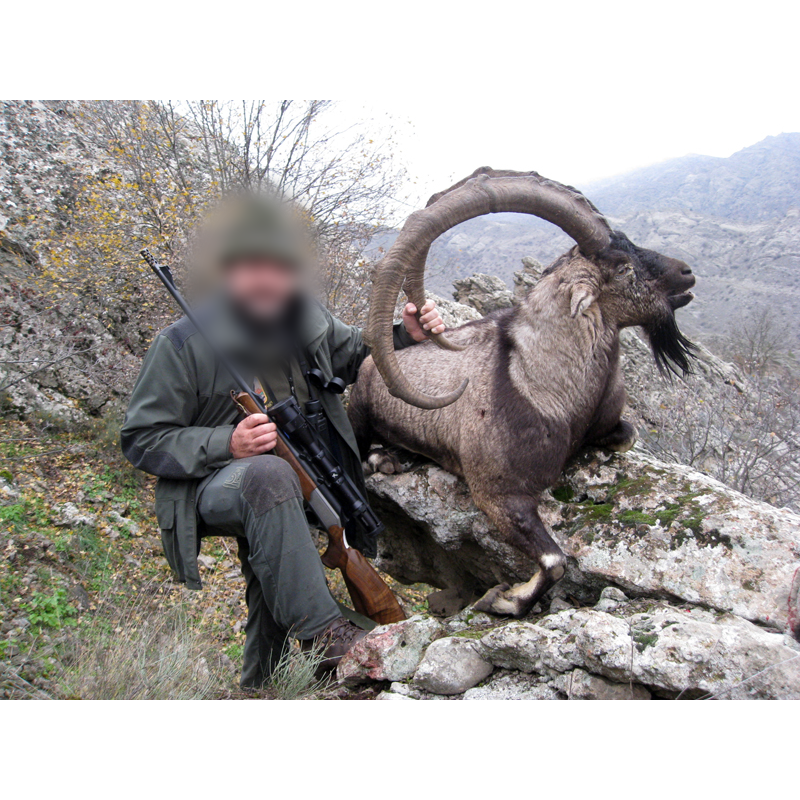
[21,588,77,631]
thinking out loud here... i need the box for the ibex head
[587,232,696,375]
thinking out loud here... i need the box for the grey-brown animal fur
[349,168,697,617]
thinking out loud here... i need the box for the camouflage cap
[216,193,309,271]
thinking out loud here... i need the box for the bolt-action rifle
[140,249,405,625]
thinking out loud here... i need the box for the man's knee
[241,456,302,516]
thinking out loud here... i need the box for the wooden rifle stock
[231,391,405,625]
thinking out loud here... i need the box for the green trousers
[197,455,342,689]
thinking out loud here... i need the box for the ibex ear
[570,284,598,318]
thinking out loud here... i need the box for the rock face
[355,440,800,699]
[369,449,800,636]
[426,292,482,328]
[0,102,143,418]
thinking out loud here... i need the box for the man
[121,195,446,688]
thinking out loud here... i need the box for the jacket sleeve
[326,312,418,385]
[120,334,235,479]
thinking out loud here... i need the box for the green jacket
[121,296,416,589]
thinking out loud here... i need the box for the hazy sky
[336,4,800,209]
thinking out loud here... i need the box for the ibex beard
[349,168,697,618]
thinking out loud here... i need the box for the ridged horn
[367,168,612,409]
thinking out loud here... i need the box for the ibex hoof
[473,583,530,617]
[366,448,404,475]
[595,420,637,453]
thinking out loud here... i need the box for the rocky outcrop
[476,601,800,700]
[341,592,800,700]
[368,448,800,637]
[0,102,144,417]
[425,292,482,328]
[452,274,514,314]
[450,258,545,314]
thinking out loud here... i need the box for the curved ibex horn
[367,168,612,410]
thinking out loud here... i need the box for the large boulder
[337,615,445,684]
[368,448,800,637]
[412,636,493,695]
[452,274,514,315]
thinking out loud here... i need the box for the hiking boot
[301,617,367,671]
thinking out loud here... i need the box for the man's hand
[230,413,279,458]
[402,300,446,343]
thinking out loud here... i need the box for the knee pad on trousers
[242,456,302,517]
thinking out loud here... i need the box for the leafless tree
[718,307,788,377]
[641,373,800,511]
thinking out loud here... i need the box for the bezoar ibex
[348,168,697,617]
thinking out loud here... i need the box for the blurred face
[224,258,301,319]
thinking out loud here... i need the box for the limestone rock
[337,615,445,684]
[594,586,628,613]
[375,691,416,701]
[196,555,216,570]
[479,605,800,699]
[452,274,514,315]
[513,257,544,300]
[0,477,20,505]
[567,669,651,700]
[412,637,493,695]
[368,449,800,634]
[443,607,495,634]
[106,510,140,537]
[52,502,97,528]
[386,681,450,700]
[462,671,561,700]
[425,292,481,327]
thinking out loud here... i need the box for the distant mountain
[589,133,800,222]
[382,134,800,345]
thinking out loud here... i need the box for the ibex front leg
[473,495,566,618]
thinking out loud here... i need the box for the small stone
[197,554,216,570]
[549,597,572,614]
[444,607,494,633]
[52,502,96,528]
[595,586,628,613]
[0,477,21,505]
[107,510,140,537]
[376,691,416,701]
[413,637,494,695]
[600,587,628,602]
[463,672,562,700]
[568,669,651,700]
[69,585,91,611]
